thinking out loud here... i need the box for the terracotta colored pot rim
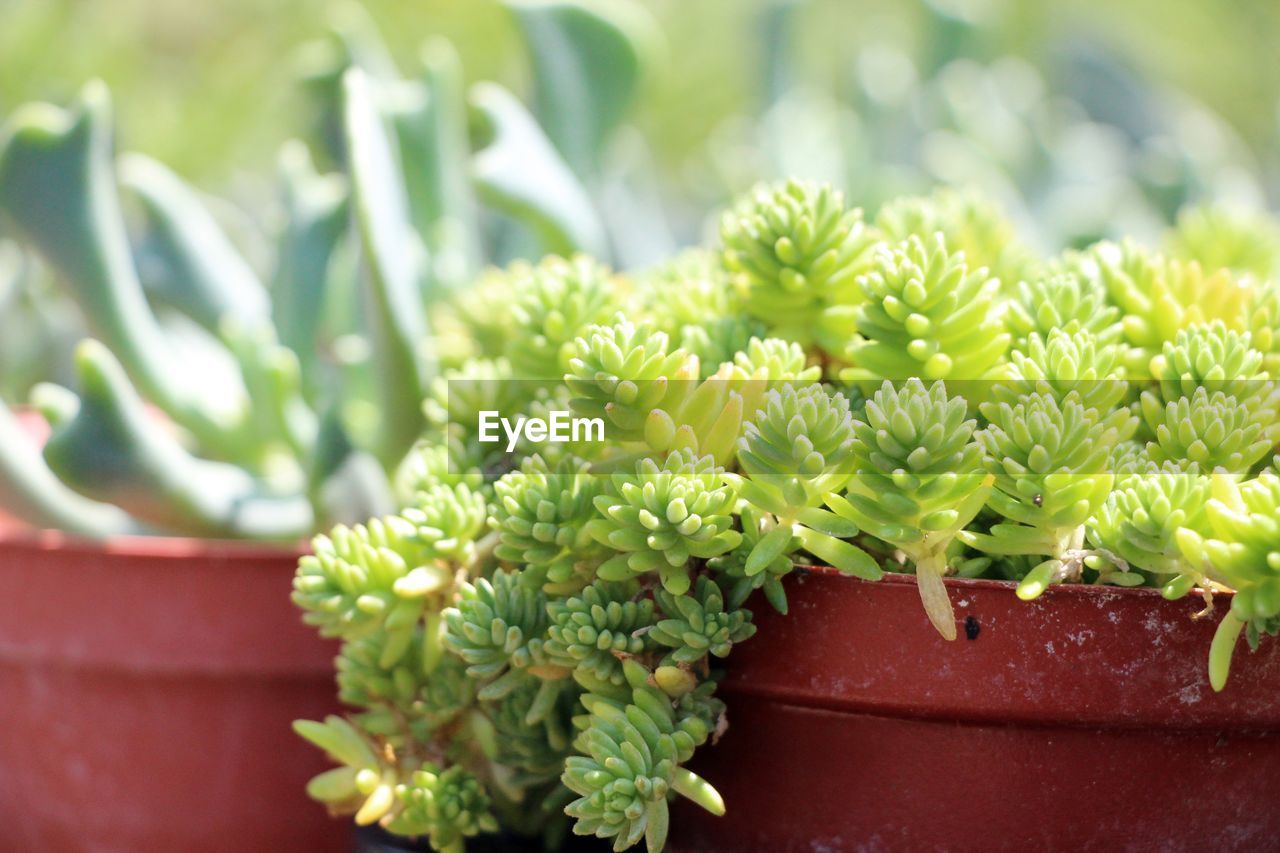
[796,564,1213,603]
[0,536,1219,621]
[0,528,1208,601]
[0,524,305,561]
[715,565,1277,731]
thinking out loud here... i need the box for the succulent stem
[1209,611,1246,692]
[915,550,957,641]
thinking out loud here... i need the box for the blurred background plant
[0,0,660,538]
[3,0,1279,211]
[2,0,1280,539]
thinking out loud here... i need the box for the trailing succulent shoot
[564,659,724,853]
[963,391,1133,600]
[1177,473,1280,690]
[735,382,881,599]
[826,379,992,640]
[293,176,1280,850]
[589,450,742,596]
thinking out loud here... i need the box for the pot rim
[0,530,1216,602]
[0,524,305,560]
[797,564,1212,602]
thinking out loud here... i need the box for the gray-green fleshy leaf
[388,39,481,292]
[0,81,246,444]
[342,68,431,466]
[470,82,607,259]
[44,339,312,539]
[0,398,138,537]
[505,0,654,179]
[271,140,350,385]
[119,152,270,332]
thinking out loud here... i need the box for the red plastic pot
[0,528,347,852]
[673,570,1280,852]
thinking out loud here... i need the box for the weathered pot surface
[672,569,1280,852]
[0,527,345,853]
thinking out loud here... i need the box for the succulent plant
[1004,271,1122,351]
[589,450,741,596]
[491,454,606,592]
[1139,387,1273,475]
[1243,279,1280,375]
[563,659,723,853]
[874,188,1032,290]
[336,633,474,742]
[1167,205,1280,281]
[650,577,755,665]
[709,504,796,613]
[290,174,1280,850]
[0,0,648,541]
[388,765,499,852]
[842,234,1009,382]
[1148,321,1268,402]
[826,379,992,639]
[565,318,695,444]
[293,715,396,820]
[720,179,878,349]
[394,438,488,503]
[998,327,1130,417]
[728,337,821,384]
[293,513,452,665]
[482,676,576,786]
[1087,462,1212,594]
[634,250,764,372]
[735,382,879,586]
[443,570,556,699]
[545,580,654,685]
[506,255,622,381]
[962,391,1132,600]
[1177,472,1280,690]
[1086,242,1252,375]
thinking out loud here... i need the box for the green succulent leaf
[650,577,755,664]
[589,450,741,595]
[843,234,1009,382]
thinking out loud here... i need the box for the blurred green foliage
[3,0,1278,189]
